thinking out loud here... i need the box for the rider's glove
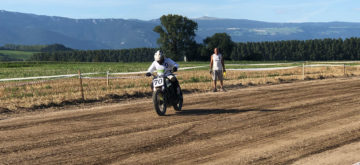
[145,72,151,77]
[209,70,213,74]
[173,67,178,72]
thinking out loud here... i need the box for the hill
[194,17,360,42]
[0,50,36,61]
[1,10,360,49]
[0,10,158,50]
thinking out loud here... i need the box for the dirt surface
[1,77,360,165]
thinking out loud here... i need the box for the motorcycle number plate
[153,77,164,87]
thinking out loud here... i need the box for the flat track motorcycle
[150,68,183,116]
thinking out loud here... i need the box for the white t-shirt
[147,58,179,76]
[212,54,223,71]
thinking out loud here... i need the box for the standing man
[210,48,226,92]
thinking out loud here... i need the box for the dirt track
[1,77,360,165]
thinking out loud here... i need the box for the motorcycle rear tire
[173,87,183,111]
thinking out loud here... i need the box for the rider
[146,50,180,94]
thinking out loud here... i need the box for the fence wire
[0,64,355,88]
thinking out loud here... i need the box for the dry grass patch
[0,66,359,111]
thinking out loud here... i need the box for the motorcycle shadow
[172,108,279,116]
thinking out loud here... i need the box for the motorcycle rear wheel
[173,86,183,111]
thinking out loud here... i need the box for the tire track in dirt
[117,95,360,164]
[0,81,356,152]
[0,77,355,132]
[1,77,360,164]
[1,91,355,156]
[2,79,352,145]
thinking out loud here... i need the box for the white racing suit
[147,58,179,81]
[147,58,180,95]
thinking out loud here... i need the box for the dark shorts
[212,70,223,81]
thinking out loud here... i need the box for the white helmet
[154,50,164,62]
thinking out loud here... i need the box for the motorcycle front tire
[153,89,167,116]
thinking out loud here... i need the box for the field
[0,61,298,79]
[1,61,360,111]
[0,77,359,164]
[0,50,37,61]
[0,62,152,79]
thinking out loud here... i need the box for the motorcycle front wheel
[153,89,167,116]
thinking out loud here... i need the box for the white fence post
[302,63,305,80]
[78,70,84,101]
[107,71,109,87]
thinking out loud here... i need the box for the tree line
[0,44,72,52]
[230,37,360,61]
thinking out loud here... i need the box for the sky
[1,0,360,22]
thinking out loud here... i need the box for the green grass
[0,61,198,79]
[0,62,151,79]
[0,61,359,80]
[0,50,38,61]
[0,61,214,79]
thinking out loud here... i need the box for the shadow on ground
[173,108,279,116]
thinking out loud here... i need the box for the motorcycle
[151,66,183,116]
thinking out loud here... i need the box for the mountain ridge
[1,10,360,49]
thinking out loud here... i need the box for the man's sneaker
[213,88,217,92]
[220,88,227,92]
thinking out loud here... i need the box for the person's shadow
[172,108,279,116]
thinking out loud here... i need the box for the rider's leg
[168,74,180,95]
